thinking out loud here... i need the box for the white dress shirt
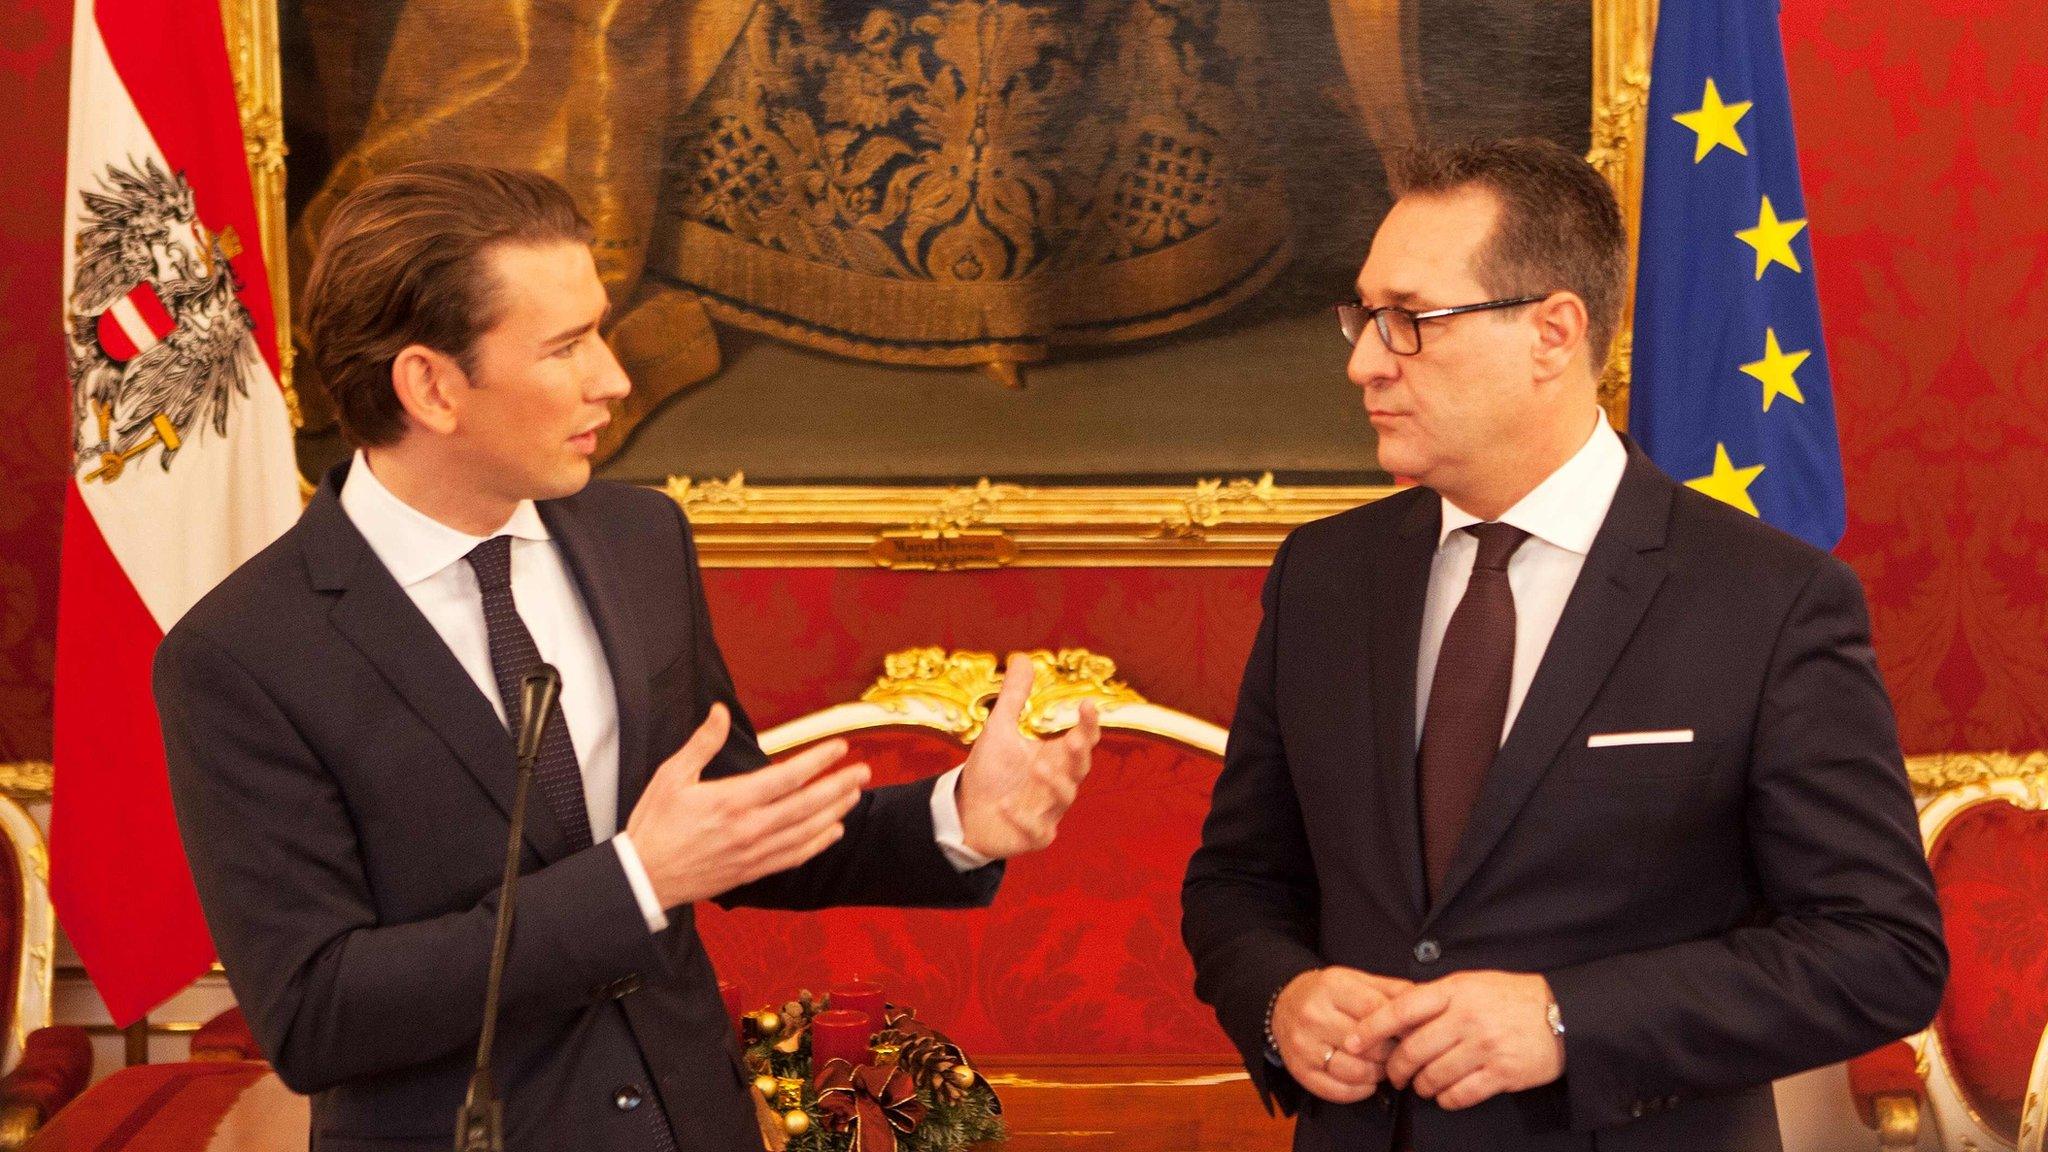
[1416,410,1629,746]
[339,453,984,936]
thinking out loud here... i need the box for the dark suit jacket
[156,462,1003,1152]
[1181,444,1945,1152]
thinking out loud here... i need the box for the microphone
[515,666,563,764]
[456,664,563,1152]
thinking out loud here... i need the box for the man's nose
[1347,330,1398,391]
[589,337,632,402]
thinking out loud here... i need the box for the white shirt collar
[1438,408,1627,556]
[338,449,550,588]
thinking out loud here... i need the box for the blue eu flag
[1631,0,1846,551]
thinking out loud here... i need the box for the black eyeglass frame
[1335,294,1551,355]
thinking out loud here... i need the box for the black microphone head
[515,665,563,762]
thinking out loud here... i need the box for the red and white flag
[54,0,301,1025]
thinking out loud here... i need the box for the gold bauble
[753,1075,778,1099]
[758,1011,783,1034]
[948,1064,976,1088]
[782,1110,811,1136]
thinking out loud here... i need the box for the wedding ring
[1320,1046,1337,1070]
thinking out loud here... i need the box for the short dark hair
[1386,138,1628,370]
[300,162,594,447]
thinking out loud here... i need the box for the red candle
[717,980,745,1039]
[810,1009,874,1069]
[831,980,887,1029]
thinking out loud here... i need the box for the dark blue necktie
[465,536,680,1150]
[465,534,593,852]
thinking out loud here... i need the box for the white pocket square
[1587,729,1695,748]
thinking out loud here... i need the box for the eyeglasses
[1336,294,1550,355]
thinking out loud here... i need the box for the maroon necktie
[465,535,594,852]
[1418,522,1529,901]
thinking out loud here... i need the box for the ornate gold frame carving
[0,763,52,805]
[665,473,1390,568]
[1589,0,1655,426]
[217,0,301,428]
[1906,750,2048,796]
[227,0,1655,567]
[758,647,1227,756]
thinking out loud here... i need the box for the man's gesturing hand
[1342,971,1564,1111]
[956,653,1100,860]
[1270,968,1413,1104]
[625,703,870,909]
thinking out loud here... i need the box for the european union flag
[1631,0,1846,551]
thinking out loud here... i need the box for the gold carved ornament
[859,647,1146,745]
[0,764,51,805]
[758,646,1225,760]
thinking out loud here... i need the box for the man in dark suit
[1180,138,1945,1151]
[154,163,1098,1151]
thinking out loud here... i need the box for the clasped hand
[1273,968,1564,1110]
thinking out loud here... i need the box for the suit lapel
[538,496,654,834]
[1367,493,1440,920]
[1424,448,1674,922]
[301,468,573,863]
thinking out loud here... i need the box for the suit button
[1413,939,1442,964]
[1665,1095,1679,1109]
[614,1085,644,1112]
[1630,1101,1644,1118]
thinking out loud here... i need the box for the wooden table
[978,1057,1292,1152]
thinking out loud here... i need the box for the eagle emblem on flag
[67,157,259,483]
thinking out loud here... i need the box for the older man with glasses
[1181,138,1944,1152]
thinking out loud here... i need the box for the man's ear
[1530,292,1590,384]
[390,344,466,437]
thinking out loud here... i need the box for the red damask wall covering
[0,2,2042,1047]
[0,1,70,763]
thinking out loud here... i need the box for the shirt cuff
[929,764,993,872]
[613,833,671,934]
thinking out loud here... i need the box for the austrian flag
[55,0,302,1024]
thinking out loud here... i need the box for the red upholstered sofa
[0,795,91,1147]
[1846,754,2048,1151]
[696,646,1235,1058]
[699,647,1292,1150]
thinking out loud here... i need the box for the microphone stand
[455,665,562,1152]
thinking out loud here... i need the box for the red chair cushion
[0,1027,92,1121]
[25,1062,269,1151]
[696,726,1231,1055]
[1928,798,2048,1142]
[189,1007,263,1062]
[1844,1039,1920,1129]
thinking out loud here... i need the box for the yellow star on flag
[1736,196,1807,280]
[1740,328,1812,412]
[1673,78,1751,162]
[1686,444,1766,517]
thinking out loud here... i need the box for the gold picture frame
[227,0,1655,569]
